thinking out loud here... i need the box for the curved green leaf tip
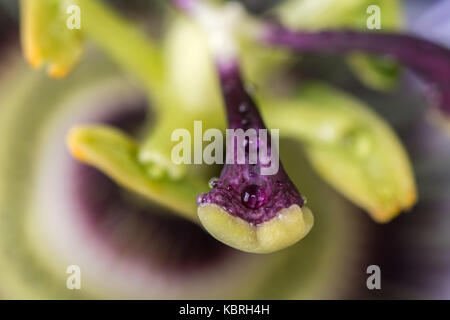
[67,125,205,223]
[20,0,83,78]
[263,83,417,223]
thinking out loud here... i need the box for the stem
[79,0,166,95]
[217,61,266,131]
[262,25,450,117]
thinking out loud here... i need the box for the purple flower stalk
[263,26,450,118]
[197,61,305,225]
[196,60,313,253]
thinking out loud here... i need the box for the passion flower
[4,0,450,299]
[21,0,436,253]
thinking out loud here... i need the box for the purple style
[197,61,305,225]
[264,26,450,117]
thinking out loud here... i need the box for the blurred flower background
[0,0,449,299]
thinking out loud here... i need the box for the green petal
[163,14,222,112]
[262,82,417,222]
[346,0,403,91]
[67,125,206,223]
[138,15,226,178]
[347,53,400,91]
[78,0,165,93]
[20,0,83,77]
[275,0,398,30]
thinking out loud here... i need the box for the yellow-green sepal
[262,82,417,222]
[20,0,83,78]
[67,125,207,223]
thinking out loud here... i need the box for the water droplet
[240,185,267,209]
[208,177,219,188]
[238,103,248,113]
[344,130,371,158]
[196,193,206,206]
[301,195,308,204]
[243,137,249,148]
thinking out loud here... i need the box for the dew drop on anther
[241,184,267,209]
[208,177,219,189]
